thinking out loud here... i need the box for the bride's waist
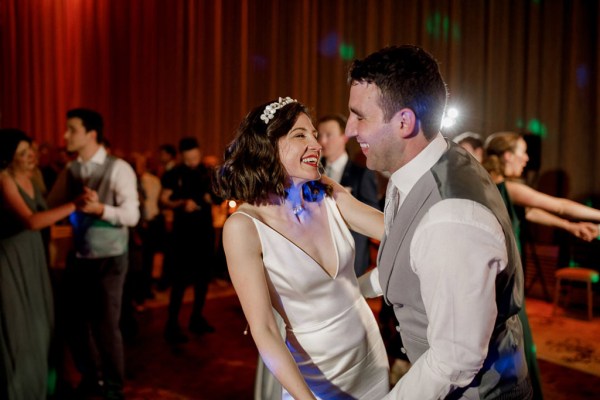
[285,298,372,335]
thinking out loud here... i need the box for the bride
[214,97,389,399]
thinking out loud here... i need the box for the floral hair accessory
[260,96,297,124]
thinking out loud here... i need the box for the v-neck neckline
[245,198,340,279]
[13,177,35,201]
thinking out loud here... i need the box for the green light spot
[339,43,355,60]
[426,13,460,42]
[569,259,579,267]
[592,274,599,284]
[584,198,593,207]
[443,16,450,41]
[426,12,442,38]
[531,344,537,354]
[526,119,547,138]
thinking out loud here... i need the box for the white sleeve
[101,159,140,227]
[358,268,383,298]
[384,199,507,399]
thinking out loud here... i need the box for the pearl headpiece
[260,97,297,124]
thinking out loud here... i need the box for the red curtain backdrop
[1,0,599,198]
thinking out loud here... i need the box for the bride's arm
[223,213,317,400]
[321,176,384,241]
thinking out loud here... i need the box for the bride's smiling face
[278,113,322,185]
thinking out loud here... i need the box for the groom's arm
[384,199,507,399]
[358,268,382,298]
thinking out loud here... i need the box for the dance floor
[60,278,600,399]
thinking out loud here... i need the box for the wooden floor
[58,279,600,399]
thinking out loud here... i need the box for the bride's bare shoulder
[225,203,261,230]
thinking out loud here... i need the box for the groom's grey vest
[378,142,530,399]
[67,155,129,258]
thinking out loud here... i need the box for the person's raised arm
[321,175,384,241]
[525,207,598,241]
[507,180,600,222]
[0,172,76,230]
[223,213,316,400]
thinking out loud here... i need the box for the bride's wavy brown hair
[214,99,330,204]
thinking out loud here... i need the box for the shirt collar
[329,152,349,172]
[78,146,107,165]
[390,133,448,201]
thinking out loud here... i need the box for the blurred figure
[483,131,600,400]
[158,143,177,177]
[155,143,177,290]
[131,152,162,303]
[0,129,81,400]
[484,132,600,242]
[453,131,484,162]
[48,108,139,400]
[456,131,597,241]
[203,154,229,282]
[317,114,379,276]
[160,137,215,344]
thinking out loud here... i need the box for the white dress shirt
[361,134,508,399]
[48,146,140,228]
[325,152,348,184]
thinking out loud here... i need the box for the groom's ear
[391,108,418,139]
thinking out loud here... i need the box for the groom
[349,46,532,399]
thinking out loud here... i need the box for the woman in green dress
[482,132,600,400]
[0,129,81,399]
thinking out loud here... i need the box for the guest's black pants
[166,229,214,329]
[64,252,128,389]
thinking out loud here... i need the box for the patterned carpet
[527,297,600,377]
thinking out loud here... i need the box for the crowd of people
[0,110,224,400]
[2,44,600,400]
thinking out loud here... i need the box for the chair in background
[552,267,599,320]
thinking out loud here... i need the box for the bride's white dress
[238,196,389,400]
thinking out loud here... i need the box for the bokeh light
[441,106,459,128]
[319,32,340,57]
[515,118,547,138]
[426,12,461,41]
[339,43,355,60]
[526,119,547,138]
[576,64,589,88]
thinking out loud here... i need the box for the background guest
[160,137,215,344]
[0,129,81,400]
[47,108,140,400]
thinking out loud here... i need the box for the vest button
[400,347,407,354]
[395,326,401,333]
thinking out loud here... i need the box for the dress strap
[232,210,256,220]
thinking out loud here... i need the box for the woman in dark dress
[483,132,600,400]
[0,129,81,399]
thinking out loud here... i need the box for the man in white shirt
[348,46,532,399]
[48,108,139,400]
[318,114,379,276]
